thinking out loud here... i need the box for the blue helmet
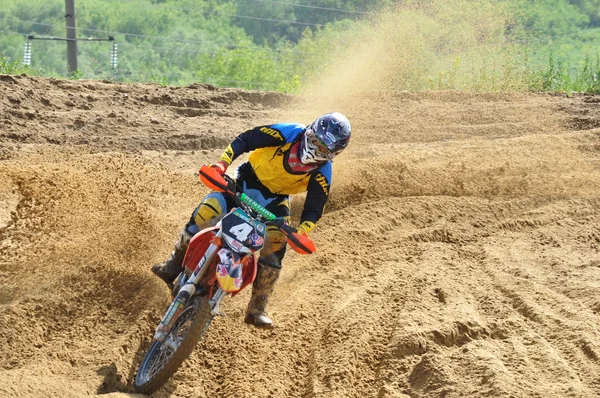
[300,112,352,164]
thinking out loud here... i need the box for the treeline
[522,0,600,33]
[0,0,362,90]
[0,0,599,93]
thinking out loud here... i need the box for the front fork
[209,288,227,317]
[153,230,227,342]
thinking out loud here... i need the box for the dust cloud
[295,0,523,115]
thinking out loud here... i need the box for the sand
[1,74,600,397]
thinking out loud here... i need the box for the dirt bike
[133,165,316,394]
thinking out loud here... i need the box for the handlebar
[199,165,316,255]
[220,174,278,221]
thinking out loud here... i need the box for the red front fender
[183,227,257,297]
[231,253,258,297]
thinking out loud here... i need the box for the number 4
[229,223,253,241]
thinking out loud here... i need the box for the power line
[116,41,308,61]
[4,17,594,49]
[22,0,368,24]
[23,0,368,16]
[0,28,311,63]
[0,34,284,89]
[100,1,327,27]
[0,28,308,66]
[40,14,65,36]
[193,8,325,27]
[0,16,317,55]
[242,0,371,15]
[139,0,370,16]
[0,37,285,89]
[0,29,27,37]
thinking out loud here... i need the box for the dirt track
[1,74,600,398]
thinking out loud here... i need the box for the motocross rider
[152,112,352,328]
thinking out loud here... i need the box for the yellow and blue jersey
[220,123,332,228]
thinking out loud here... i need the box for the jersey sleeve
[220,124,301,164]
[300,163,332,229]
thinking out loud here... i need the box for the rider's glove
[210,160,228,175]
[272,219,314,236]
[296,221,315,236]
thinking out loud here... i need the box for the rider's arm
[219,125,287,165]
[298,167,332,235]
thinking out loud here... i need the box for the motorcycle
[133,165,316,394]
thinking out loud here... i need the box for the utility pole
[65,0,78,74]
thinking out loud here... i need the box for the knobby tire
[134,297,212,394]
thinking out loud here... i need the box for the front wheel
[134,297,213,394]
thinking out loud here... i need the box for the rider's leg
[151,192,227,287]
[245,198,290,328]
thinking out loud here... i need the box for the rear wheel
[134,297,213,394]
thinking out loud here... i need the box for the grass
[424,49,600,94]
[528,51,600,93]
[0,58,32,74]
[1,49,600,94]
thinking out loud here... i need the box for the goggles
[305,130,336,161]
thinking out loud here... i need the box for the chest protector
[249,143,315,195]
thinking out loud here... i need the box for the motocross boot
[151,228,193,288]
[244,258,281,328]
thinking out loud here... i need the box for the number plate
[221,208,266,253]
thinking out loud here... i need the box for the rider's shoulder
[268,123,306,142]
[315,161,332,180]
[269,122,305,130]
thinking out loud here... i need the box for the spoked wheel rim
[135,304,197,386]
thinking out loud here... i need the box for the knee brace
[185,192,227,235]
[258,244,287,270]
[260,223,287,256]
